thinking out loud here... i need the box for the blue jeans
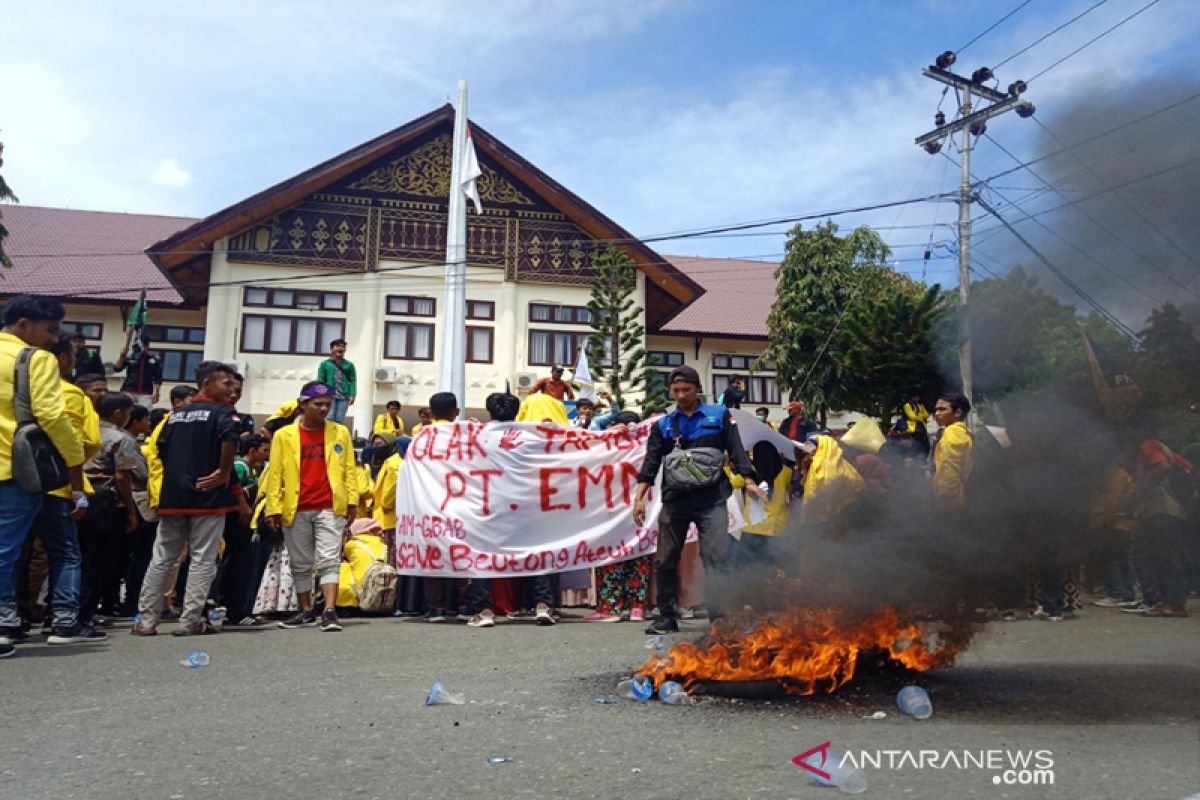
[330,397,349,424]
[30,496,83,628]
[0,480,45,630]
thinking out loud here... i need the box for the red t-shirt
[297,425,333,511]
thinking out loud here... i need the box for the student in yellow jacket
[29,334,105,641]
[372,400,406,437]
[263,381,358,632]
[932,391,973,510]
[372,451,403,531]
[0,297,86,646]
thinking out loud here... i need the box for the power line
[1030,116,1200,280]
[994,0,1109,69]
[957,0,1035,54]
[1027,0,1162,83]
[983,132,1197,301]
[973,194,1139,338]
[980,89,1200,183]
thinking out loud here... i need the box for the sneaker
[645,617,679,635]
[1141,605,1188,618]
[425,609,447,623]
[320,609,343,632]
[47,624,109,645]
[678,607,695,620]
[172,621,219,636]
[160,607,182,621]
[227,616,269,628]
[0,626,25,645]
[129,624,157,636]
[630,607,645,622]
[467,611,496,628]
[91,615,115,628]
[1120,603,1154,614]
[277,610,318,629]
[535,606,557,626]
[506,608,534,620]
[1092,597,1139,608]
[583,612,622,622]
[0,643,14,659]
[456,612,473,623]
[1031,609,1064,622]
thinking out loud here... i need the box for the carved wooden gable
[227,127,604,285]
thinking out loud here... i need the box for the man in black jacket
[633,366,765,634]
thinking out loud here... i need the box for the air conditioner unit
[515,372,538,392]
[375,366,397,383]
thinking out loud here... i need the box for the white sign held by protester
[393,420,743,577]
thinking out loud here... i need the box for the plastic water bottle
[644,634,666,654]
[800,748,868,795]
[616,675,654,702]
[425,681,465,706]
[896,685,933,719]
[207,605,226,631]
[486,757,513,765]
[658,680,693,705]
[179,651,210,668]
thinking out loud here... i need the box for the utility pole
[915,52,1035,412]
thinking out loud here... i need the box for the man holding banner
[633,365,765,634]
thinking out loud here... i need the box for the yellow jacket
[356,463,373,513]
[263,420,358,526]
[144,413,169,509]
[50,381,102,498]
[516,393,569,425]
[265,400,299,426]
[373,413,406,437]
[903,402,930,434]
[372,453,403,530]
[732,465,794,536]
[801,435,864,524]
[933,421,973,508]
[0,332,84,481]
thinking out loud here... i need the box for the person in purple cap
[263,381,358,632]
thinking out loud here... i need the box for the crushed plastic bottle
[896,685,933,719]
[486,757,513,765]
[593,698,619,705]
[800,747,868,795]
[644,634,666,654]
[179,651,210,669]
[425,681,465,706]
[616,675,654,702]
[658,680,694,705]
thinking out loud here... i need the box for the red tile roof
[0,205,195,305]
[656,255,779,338]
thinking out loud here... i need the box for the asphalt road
[1,602,1197,800]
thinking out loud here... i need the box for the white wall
[209,244,609,432]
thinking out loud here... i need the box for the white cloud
[151,159,191,188]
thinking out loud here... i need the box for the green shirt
[317,358,357,400]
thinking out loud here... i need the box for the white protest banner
[395,420,658,577]
[393,420,745,577]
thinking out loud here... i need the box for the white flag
[573,342,596,401]
[461,129,483,214]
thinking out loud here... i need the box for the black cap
[667,365,701,386]
[575,397,594,407]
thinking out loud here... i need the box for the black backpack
[11,347,71,494]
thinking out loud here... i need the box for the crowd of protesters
[0,294,1194,660]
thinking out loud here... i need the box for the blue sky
[6,0,1200,326]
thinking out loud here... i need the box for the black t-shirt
[719,386,744,409]
[74,350,105,380]
[121,350,163,393]
[157,400,240,514]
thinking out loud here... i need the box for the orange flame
[635,606,959,695]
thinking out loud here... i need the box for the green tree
[0,139,17,268]
[1132,303,1200,445]
[585,246,665,414]
[761,220,894,424]
[841,281,947,421]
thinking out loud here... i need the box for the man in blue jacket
[633,366,765,634]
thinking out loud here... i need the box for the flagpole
[438,79,470,415]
